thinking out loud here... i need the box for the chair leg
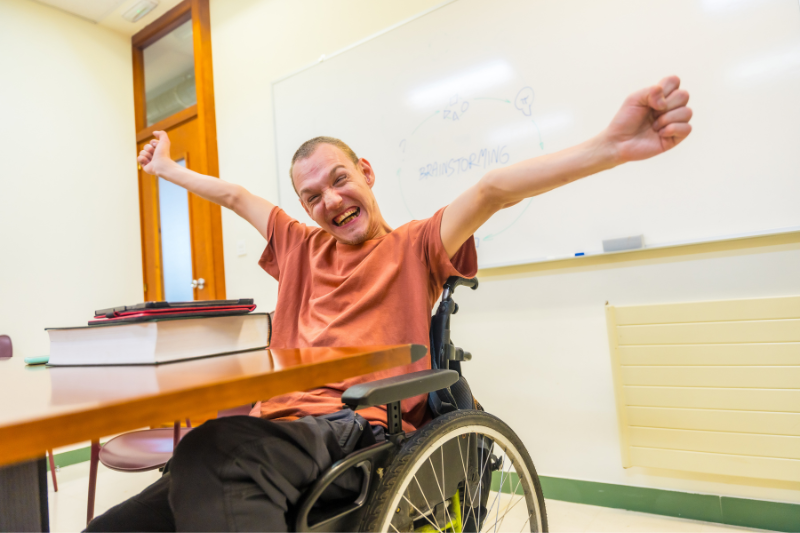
[47,450,58,492]
[173,421,180,449]
[87,440,100,526]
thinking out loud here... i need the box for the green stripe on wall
[720,496,800,533]
[48,444,103,472]
[492,472,800,533]
[538,475,722,522]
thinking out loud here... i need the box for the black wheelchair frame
[293,276,542,532]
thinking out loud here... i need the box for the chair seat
[99,427,191,472]
[217,404,253,417]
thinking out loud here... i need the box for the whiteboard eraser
[603,235,644,252]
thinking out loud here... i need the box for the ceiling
[32,0,186,36]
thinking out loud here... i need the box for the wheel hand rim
[375,420,543,533]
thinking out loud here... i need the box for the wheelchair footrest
[342,369,459,411]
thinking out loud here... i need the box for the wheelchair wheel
[361,410,547,532]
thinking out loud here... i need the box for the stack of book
[47,299,271,366]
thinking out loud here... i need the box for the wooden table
[0,344,425,531]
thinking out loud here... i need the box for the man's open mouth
[333,207,360,227]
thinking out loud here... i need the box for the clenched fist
[138,131,174,176]
[604,75,692,163]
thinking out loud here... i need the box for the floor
[47,461,769,532]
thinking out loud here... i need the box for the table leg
[0,457,49,532]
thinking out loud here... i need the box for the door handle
[191,278,205,290]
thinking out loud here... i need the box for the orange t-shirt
[251,206,478,431]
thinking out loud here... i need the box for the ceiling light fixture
[122,0,159,23]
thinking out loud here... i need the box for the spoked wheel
[361,411,547,532]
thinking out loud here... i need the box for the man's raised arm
[138,131,275,240]
[440,76,692,258]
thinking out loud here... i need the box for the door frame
[132,0,225,301]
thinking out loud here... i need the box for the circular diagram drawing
[395,86,545,247]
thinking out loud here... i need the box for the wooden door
[138,115,224,301]
[133,0,224,302]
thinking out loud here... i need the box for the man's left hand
[605,75,692,163]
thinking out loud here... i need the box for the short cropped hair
[290,136,359,196]
[289,136,358,196]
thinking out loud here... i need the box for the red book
[90,299,256,325]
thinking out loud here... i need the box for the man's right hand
[135,129,275,240]
[138,131,173,176]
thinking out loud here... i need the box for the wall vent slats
[629,427,800,460]
[618,319,800,345]
[607,295,800,481]
[627,406,800,436]
[615,296,800,326]
[618,343,800,365]
[628,447,800,482]
[624,386,800,412]
[620,366,800,388]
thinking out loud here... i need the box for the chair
[294,277,549,532]
[0,334,59,493]
[85,420,191,524]
[86,405,254,524]
[85,312,274,524]
[0,335,11,359]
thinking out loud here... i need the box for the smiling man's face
[292,143,387,245]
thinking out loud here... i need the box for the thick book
[46,313,271,366]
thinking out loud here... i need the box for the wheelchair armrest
[342,369,459,411]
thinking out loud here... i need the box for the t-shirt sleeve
[258,207,313,281]
[413,207,479,292]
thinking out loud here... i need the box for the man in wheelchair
[88,77,691,531]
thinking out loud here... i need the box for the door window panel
[158,159,194,301]
[144,19,196,126]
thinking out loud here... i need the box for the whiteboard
[273,0,800,268]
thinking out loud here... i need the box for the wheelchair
[294,277,548,532]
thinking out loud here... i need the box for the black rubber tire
[360,410,548,532]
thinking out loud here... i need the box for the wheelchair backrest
[427,276,479,417]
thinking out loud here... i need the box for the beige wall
[0,0,142,357]
[209,0,800,504]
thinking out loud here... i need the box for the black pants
[86,411,381,532]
